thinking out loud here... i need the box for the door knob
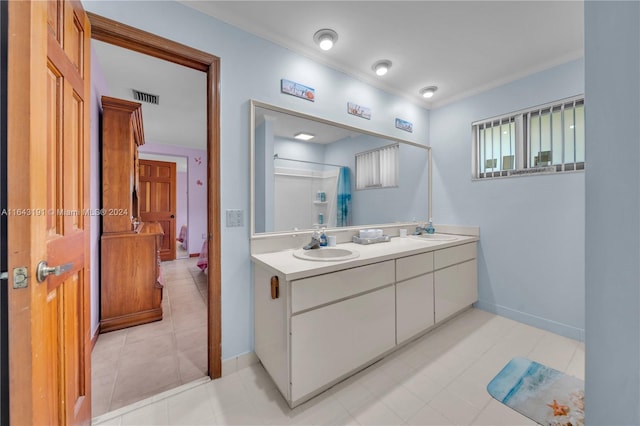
[36,261,73,283]
[170,214,175,218]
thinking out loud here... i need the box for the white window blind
[356,144,399,190]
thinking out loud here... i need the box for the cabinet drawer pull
[271,276,280,299]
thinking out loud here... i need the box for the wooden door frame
[88,13,222,379]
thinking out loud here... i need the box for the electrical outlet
[226,209,244,227]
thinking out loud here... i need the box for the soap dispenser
[320,227,328,247]
[426,218,435,234]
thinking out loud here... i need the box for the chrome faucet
[413,224,427,235]
[303,230,322,250]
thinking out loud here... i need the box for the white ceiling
[92,1,583,148]
[255,106,362,144]
[182,0,584,107]
[92,39,207,149]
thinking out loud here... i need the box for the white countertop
[251,234,479,281]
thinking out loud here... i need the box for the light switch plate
[226,209,244,227]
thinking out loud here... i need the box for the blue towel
[337,167,352,227]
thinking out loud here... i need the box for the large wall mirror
[251,100,431,236]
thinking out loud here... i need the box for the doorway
[88,12,221,414]
[137,153,191,260]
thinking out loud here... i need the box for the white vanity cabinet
[252,237,478,408]
[254,260,396,406]
[434,242,478,322]
[290,261,395,401]
[395,252,435,344]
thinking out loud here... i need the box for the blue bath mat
[487,357,584,426]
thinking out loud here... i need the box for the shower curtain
[337,167,352,227]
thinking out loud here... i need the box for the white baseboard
[475,300,585,341]
[221,351,259,376]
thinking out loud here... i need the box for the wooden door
[139,159,177,261]
[7,1,91,425]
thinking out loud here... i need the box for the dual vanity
[250,100,477,408]
[251,231,478,408]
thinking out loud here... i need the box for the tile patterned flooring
[92,306,584,425]
[92,257,209,416]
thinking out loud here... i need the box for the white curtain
[356,144,398,190]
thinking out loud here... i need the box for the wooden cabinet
[101,223,164,332]
[101,96,144,233]
[100,96,164,332]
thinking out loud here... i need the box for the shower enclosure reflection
[271,155,345,231]
[251,101,431,235]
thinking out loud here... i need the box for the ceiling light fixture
[372,60,392,76]
[294,132,315,141]
[313,29,338,51]
[419,86,438,99]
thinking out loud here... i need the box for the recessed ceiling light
[294,132,315,141]
[372,60,392,76]
[419,86,438,99]
[313,29,338,51]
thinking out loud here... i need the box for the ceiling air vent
[132,89,159,105]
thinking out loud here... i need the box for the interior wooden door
[7,1,91,425]
[139,159,177,261]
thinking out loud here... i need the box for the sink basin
[411,233,459,241]
[293,247,360,262]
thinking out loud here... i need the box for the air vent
[132,89,159,105]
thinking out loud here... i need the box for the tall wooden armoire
[100,96,164,333]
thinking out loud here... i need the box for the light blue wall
[274,137,328,170]
[584,2,640,424]
[84,1,430,360]
[324,135,429,225]
[270,135,429,227]
[430,59,585,340]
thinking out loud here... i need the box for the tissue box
[352,234,390,245]
[359,229,383,239]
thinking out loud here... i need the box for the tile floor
[176,243,189,259]
[92,307,584,425]
[92,257,209,416]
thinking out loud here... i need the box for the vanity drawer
[396,252,434,282]
[291,260,395,313]
[434,242,477,270]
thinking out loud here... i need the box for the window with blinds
[472,96,585,179]
[355,143,399,190]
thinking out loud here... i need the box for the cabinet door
[292,260,394,313]
[434,242,477,270]
[396,273,434,344]
[290,286,395,402]
[434,259,478,323]
[396,252,434,282]
[253,266,289,399]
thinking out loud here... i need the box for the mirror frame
[250,99,432,238]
